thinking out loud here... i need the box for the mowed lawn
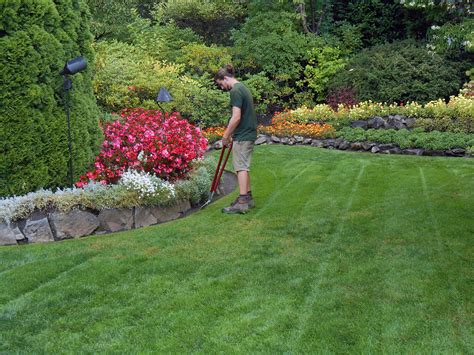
[0,146,472,353]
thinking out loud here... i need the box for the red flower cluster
[77,108,208,186]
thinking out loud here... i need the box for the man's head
[215,64,236,91]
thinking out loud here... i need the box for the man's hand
[222,135,232,147]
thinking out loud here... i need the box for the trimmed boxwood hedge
[0,0,102,197]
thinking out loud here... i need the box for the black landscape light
[155,87,173,115]
[60,56,87,187]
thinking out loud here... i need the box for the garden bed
[0,171,237,246]
[212,134,473,158]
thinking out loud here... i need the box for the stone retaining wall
[0,200,192,246]
[212,135,471,158]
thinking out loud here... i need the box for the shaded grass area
[0,146,473,352]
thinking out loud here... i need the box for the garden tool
[200,142,233,209]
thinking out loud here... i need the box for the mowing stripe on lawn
[0,255,96,318]
[418,166,471,349]
[288,161,367,349]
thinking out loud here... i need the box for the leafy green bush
[299,45,348,103]
[331,0,433,47]
[232,11,309,81]
[231,10,313,107]
[337,128,474,150]
[330,40,464,105]
[158,0,245,45]
[176,43,232,76]
[86,0,138,40]
[93,40,228,127]
[242,72,279,115]
[0,0,102,197]
[128,15,203,63]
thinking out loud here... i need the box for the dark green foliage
[330,0,434,47]
[231,10,314,108]
[337,127,474,150]
[159,0,246,45]
[242,72,279,115]
[0,0,101,197]
[86,0,138,40]
[330,40,464,105]
[128,15,203,62]
[232,11,309,80]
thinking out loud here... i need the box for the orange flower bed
[202,126,226,142]
[203,121,335,142]
[259,122,335,138]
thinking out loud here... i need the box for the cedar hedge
[0,0,101,197]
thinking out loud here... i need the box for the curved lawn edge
[0,171,238,246]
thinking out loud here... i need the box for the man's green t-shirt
[230,82,257,141]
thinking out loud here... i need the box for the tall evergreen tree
[0,0,101,197]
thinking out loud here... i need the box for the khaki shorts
[232,140,254,172]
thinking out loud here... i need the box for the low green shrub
[337,128,474,150]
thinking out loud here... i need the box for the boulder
[288,138,295,145]
[134,207,159,228]
[22,214,54,243]
[271,135,281,143]
[149,201,191,223]
[49,210,99,240]
[386,116,406,130]
[0,223,23,246]
[403,149,424,156]
[98,208,134,233]
[303,138,313,145]
[361,142,375,151]
[404,117,416,128]
[280,137,290,145]
[294,136,304,143]
[311,139,324,147]
[372,116,386,129]
[379,143,396,150]
[389,147,402,154]
[350,120,368,129]
[213,140,223,150]
[446,148,466,157]
[422,150,445,157]
[371,146,381,154]
[339,140,351,150]
[350,142,363,150]
[255,135,268,145]
[323,139,336,148]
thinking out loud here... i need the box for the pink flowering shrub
[77,109,208,186]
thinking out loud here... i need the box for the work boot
[247,192,255,209]
[222,195,250,214]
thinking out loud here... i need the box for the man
[215,64,257,214]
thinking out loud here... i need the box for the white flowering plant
[119,169,176,202]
